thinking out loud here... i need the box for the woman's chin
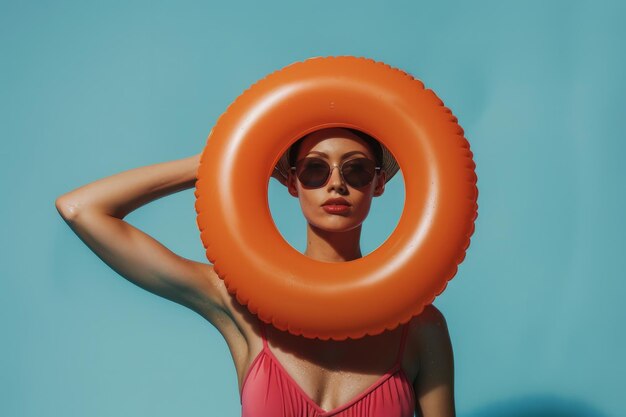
[311,218,363,233]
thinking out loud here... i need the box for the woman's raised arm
[54,153,230,324]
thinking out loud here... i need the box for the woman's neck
[303,223,363,262]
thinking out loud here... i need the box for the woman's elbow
[55,195,82,221]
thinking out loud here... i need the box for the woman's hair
[288,128,383,168]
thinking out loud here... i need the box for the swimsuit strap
[258,318,269,349]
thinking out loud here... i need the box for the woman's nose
[328,164,346,189]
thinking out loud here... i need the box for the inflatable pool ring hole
[195,56,478,341]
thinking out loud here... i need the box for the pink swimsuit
[240,320,416,417]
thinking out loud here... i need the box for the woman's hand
[192,152,202,180]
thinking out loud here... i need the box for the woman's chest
[241,350,416,416]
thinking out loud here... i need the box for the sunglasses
[291,157,380,188]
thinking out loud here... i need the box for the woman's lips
[322,204,350,214]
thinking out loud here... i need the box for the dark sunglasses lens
[296,158,330,187]
[343,158,376,187]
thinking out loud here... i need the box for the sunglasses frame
[290,156,381,189]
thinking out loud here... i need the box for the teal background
[2,1,625,416]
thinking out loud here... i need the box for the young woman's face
[286,128,386,233]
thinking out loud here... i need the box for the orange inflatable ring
[195,56,478,341]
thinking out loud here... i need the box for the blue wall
[2,1,624,416]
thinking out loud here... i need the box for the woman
[55,127,455,417]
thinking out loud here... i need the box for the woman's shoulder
[416,304,447,326]
[407,305,452,356]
